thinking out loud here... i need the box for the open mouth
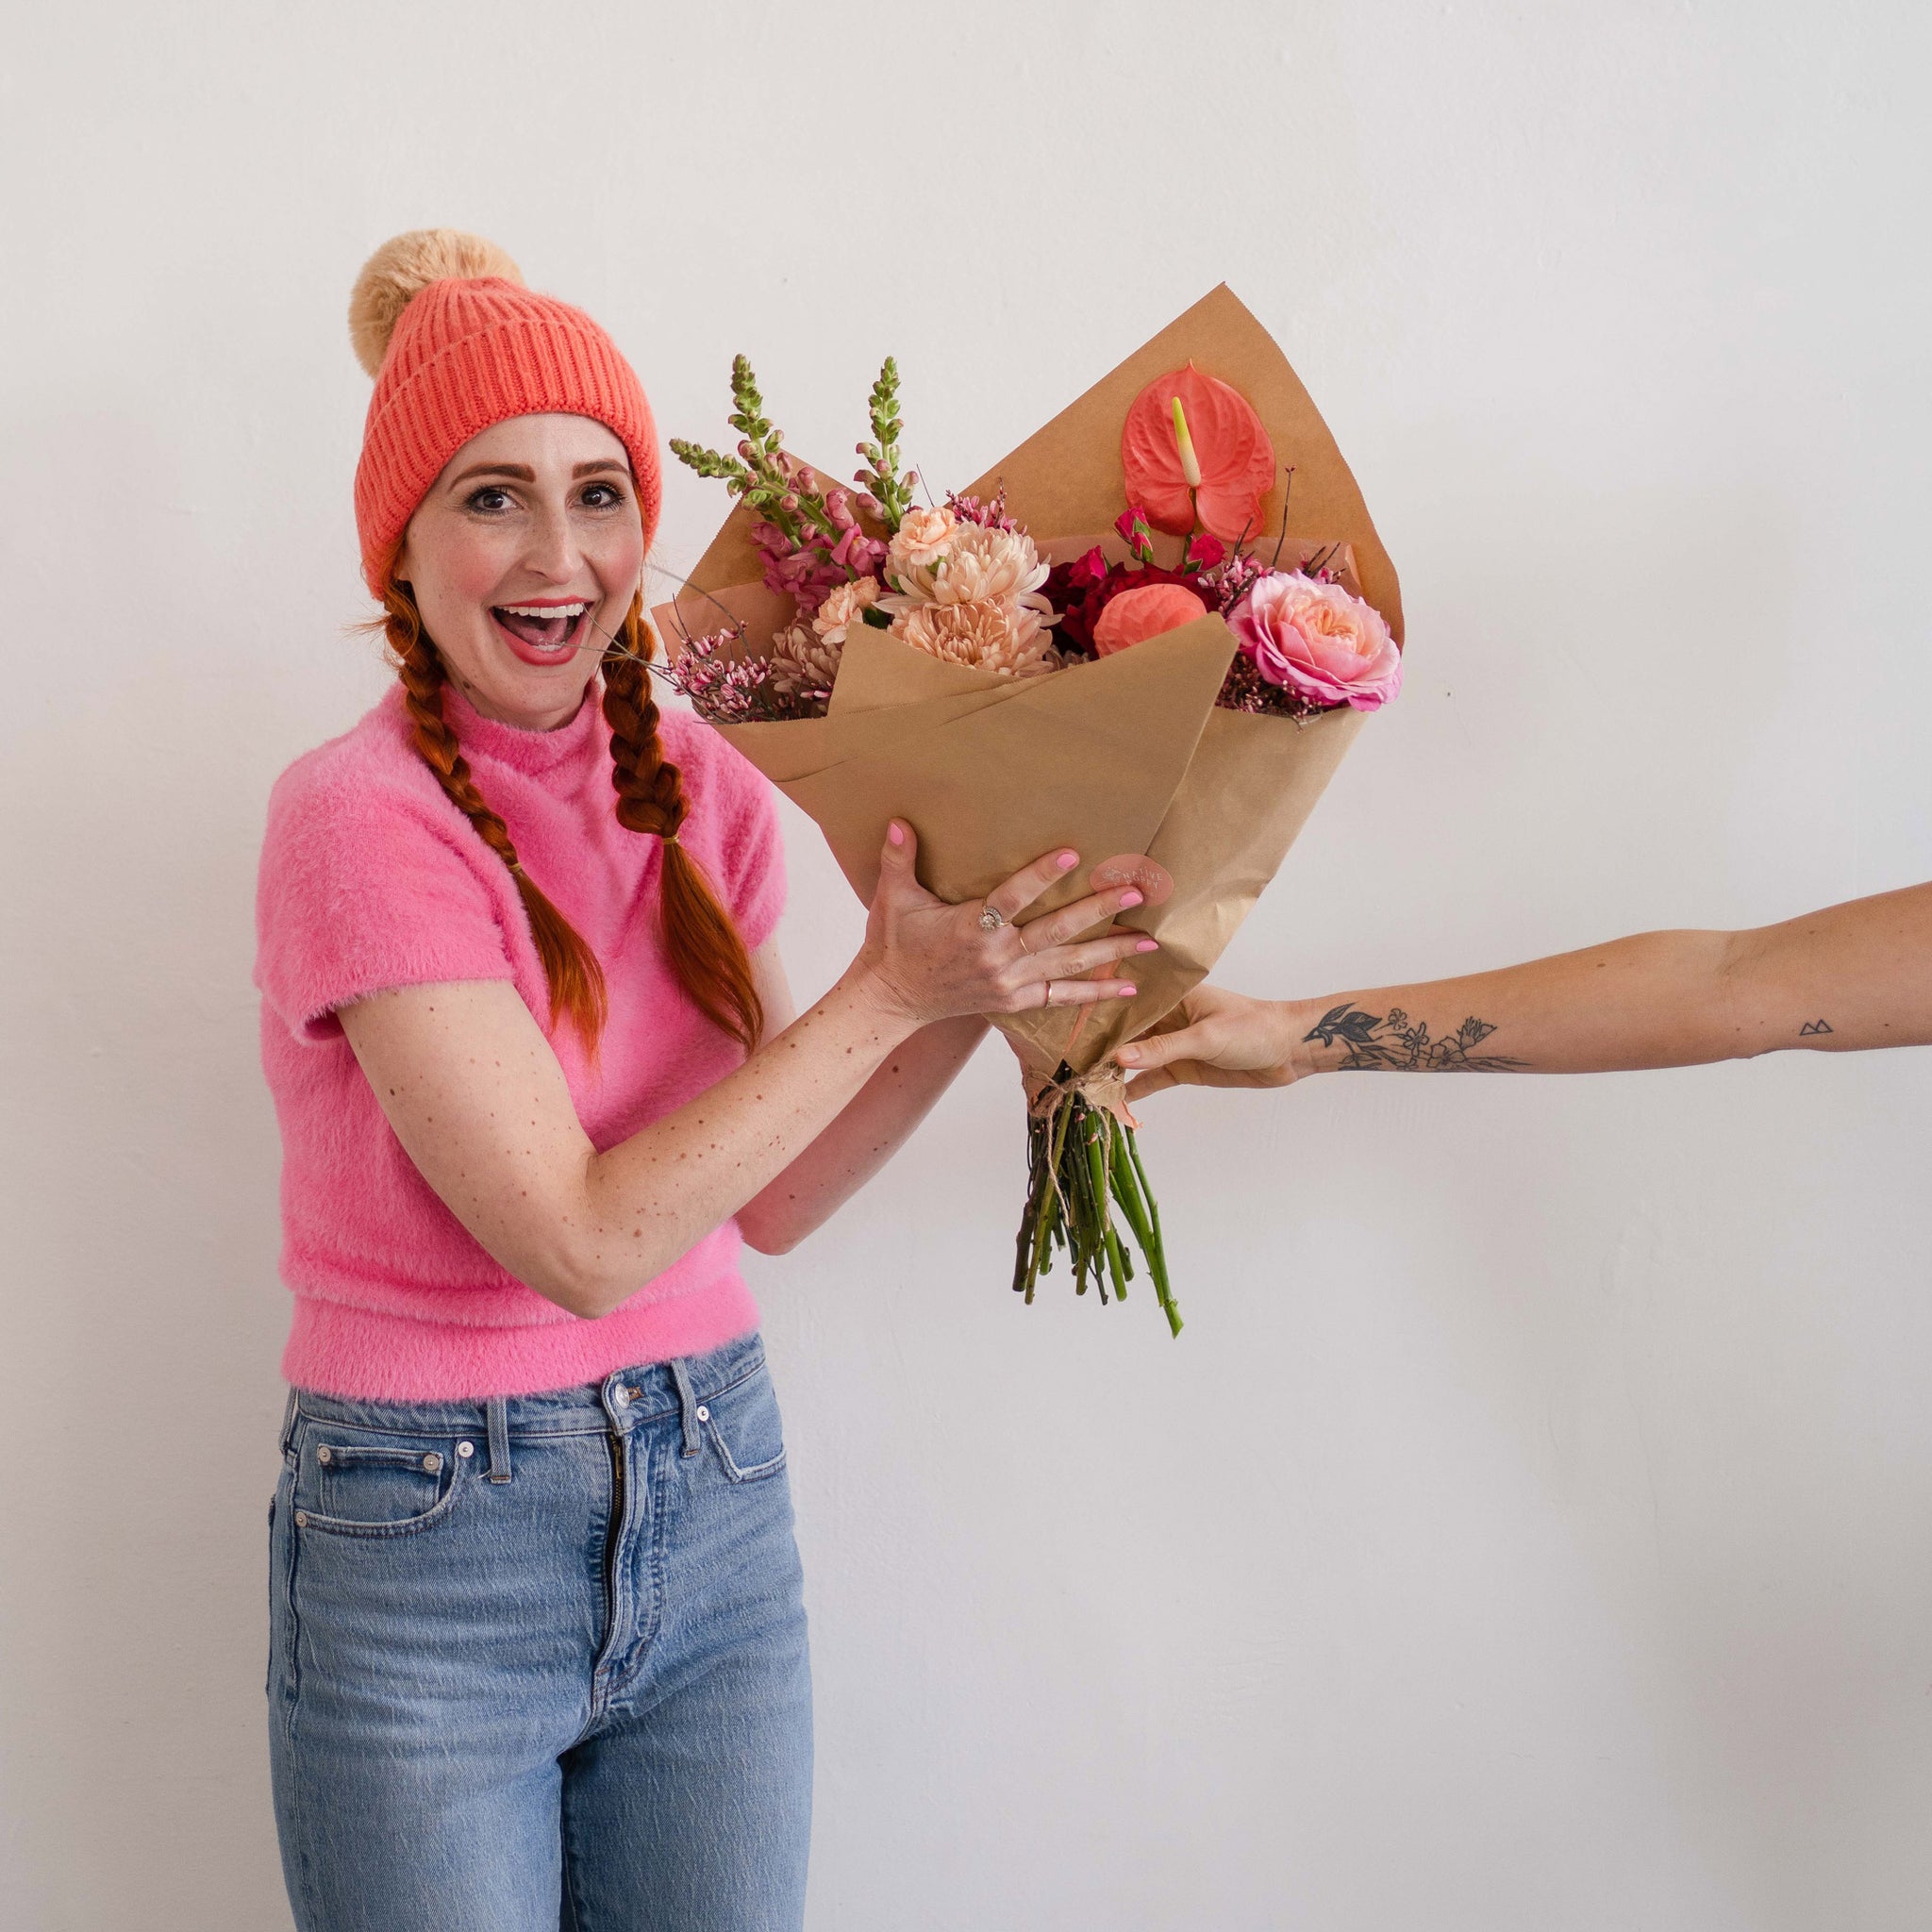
[491,600,591,660]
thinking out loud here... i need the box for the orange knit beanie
[349,229,661,594]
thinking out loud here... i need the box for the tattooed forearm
[1797,1018,1833,1037]
[1303,1004,1532,1072]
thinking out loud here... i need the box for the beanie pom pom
[348,229,524,377]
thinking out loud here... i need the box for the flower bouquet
[654,288,1404,1335]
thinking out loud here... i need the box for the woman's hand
[854,822,1157,1025]
[1117,985,1302,1099]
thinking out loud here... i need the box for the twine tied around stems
[1013,1059,1180,1336]
[1024,1060,1140,1130]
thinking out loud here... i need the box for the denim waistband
[281,1329,767,1451]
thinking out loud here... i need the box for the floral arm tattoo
[1303,1004,1532,1072]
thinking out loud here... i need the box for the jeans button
[612,1387,630,1407]
[315,1445,332,1464]
[457,1441,475,1459]
[422,1452,441,1473]
[695,1405,709,1424]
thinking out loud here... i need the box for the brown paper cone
[651,286,1402,1094]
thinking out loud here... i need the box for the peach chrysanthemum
[882,524,1050,608]
[890,596,1060,678]
[769,618,841,695]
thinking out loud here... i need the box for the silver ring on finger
[977,904,1007,933]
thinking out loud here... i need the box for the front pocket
[294,1435,469,1539]
[700,1366,788,1484]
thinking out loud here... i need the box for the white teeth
[499,602,588,619]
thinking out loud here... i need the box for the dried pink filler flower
[945,486,1022,533]
[663,627,830,723]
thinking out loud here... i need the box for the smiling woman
[403,430,636,702]
[253,230,1153,1932]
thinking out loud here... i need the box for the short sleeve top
[255,682,785,1400]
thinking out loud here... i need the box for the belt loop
[486,1396,511,1484]
[277,1387,299,1457]
[668,1357,702,1459]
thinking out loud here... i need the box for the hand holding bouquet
[655,290,1404,1334]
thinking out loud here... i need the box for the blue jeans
[267,1333,812,1931]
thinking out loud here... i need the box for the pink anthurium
[1120,362,1276,541]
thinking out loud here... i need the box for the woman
[1113,883,1932,1093]
[258,230,1155,1932]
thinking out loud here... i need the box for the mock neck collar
[439,679,603,774]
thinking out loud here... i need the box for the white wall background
[3,2,1929,1926]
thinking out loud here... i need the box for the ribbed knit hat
[349,229,660,593]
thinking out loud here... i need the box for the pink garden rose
[1227,572,1401,711]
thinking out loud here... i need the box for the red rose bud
[1186,533,1226,571]
[1068,545,1108,591]
[1114,507,1157,563]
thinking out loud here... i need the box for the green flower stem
[1085,1121,1129,1306]
[1120,1126,1181,1338]
[1008,1080,1182,1336]
[1019,1094,1075,1304]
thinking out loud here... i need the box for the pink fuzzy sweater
[255,684,785,1401]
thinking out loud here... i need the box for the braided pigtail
[603,594,764,1052]
[380,577,609,1049]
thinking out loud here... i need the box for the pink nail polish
[1119,984,1138,997]
[1120,890,1144,909]
[1057,850,1079,870]
[888,823,905,847]
[1136,939,1158,953]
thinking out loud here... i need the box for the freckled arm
[732,943,987,1256]
[340,956,928,1321]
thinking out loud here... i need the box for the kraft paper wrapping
[653,287,1400,1095]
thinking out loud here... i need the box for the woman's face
[395,413,645,731]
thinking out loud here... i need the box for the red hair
[376,577,763,1057]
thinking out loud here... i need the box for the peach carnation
[1227,573,1401,711]
[886,505,957,579]
[812,574,882,644]
[891,596,1059,678]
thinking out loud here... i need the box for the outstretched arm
[1119,882,1932,1099]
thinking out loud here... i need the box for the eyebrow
[444,458,631,489]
